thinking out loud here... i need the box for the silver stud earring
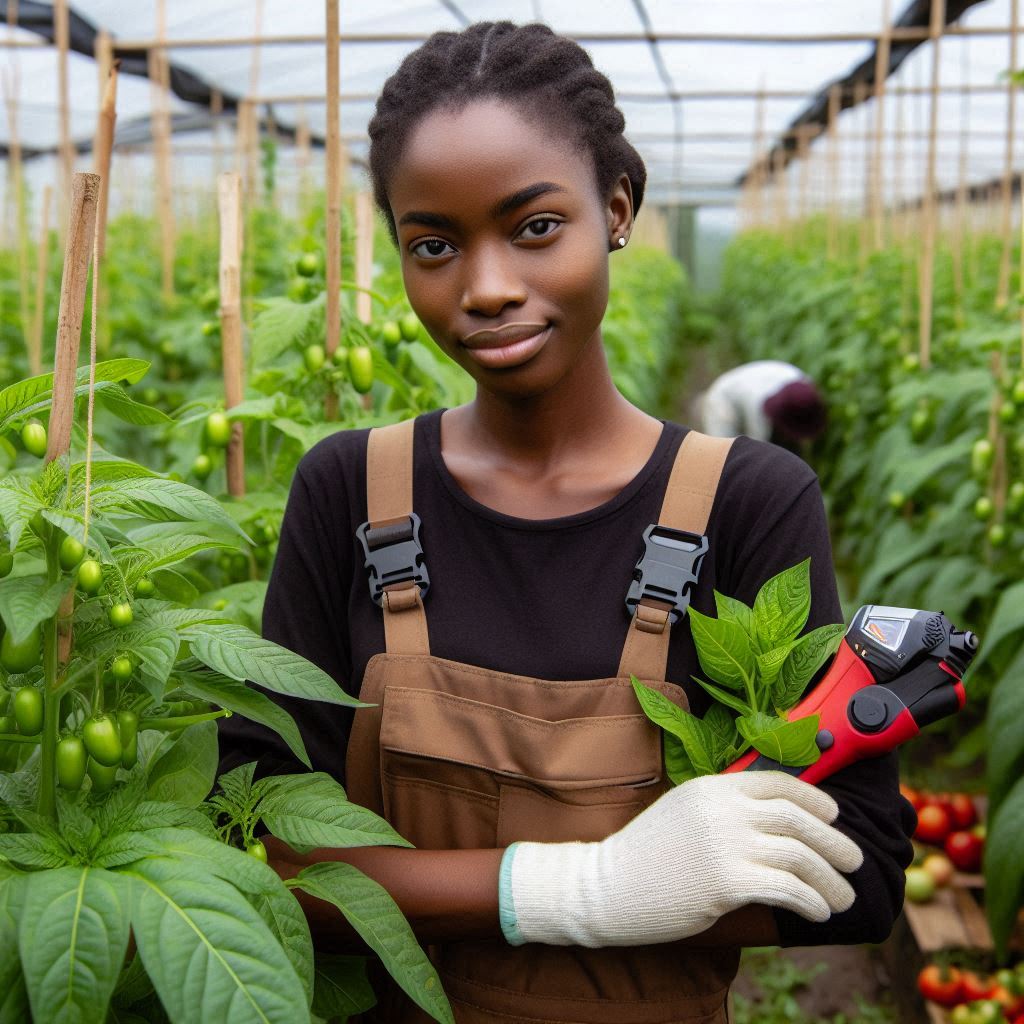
[617,236,627,248]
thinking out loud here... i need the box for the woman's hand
[500,771,864,948]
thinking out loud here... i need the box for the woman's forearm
[265,838,781,952]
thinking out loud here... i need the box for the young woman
[219,21,915,1024]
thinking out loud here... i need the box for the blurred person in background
[700,359,828,454]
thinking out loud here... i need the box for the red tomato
[945,829,985,873]
[948,793,979,829]
[959,971,995,1001]
[915,804,953,845]
[917,964,964,1007]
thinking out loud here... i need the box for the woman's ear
[606,173,634,250]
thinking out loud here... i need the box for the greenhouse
[0,2,1023,1022]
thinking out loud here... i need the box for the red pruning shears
[722,606,980,785]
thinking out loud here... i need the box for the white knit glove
[498,771,864,948]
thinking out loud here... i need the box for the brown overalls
[345,417,739,1024]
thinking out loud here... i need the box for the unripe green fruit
[901,353,920,372]
[204,412,232,449]
[399,312,421,341]
[296,252,320,277]
[108,602,134,628]
[0,552,13,578]
[201,320,220,337]
[988,523,1008,547]
[192,453,213,480]
[246,840,268,862]
[888,490,906,511]
[348,346,374,394]
[1,630,42,675]
[1013,378,1024,405]
[1009,480,1024,516]
[58,535,85,571]
[110,656,133,682]
[303,344,326,374]
[974,495,995,521]
[381,320,403,345]
[77,559,104,594]
[56,736,87,790]
[83,714,122,767]
[134,577,156,598]
[20,421,47,458]
[212,598,229,611]
[87,758,118,794]
[12,686,43,734]
[971,438,994,477]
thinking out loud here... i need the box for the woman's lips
[460,324,552,369]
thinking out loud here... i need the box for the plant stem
[742,670,760,715]
[138,708,232,731]
[37,536,62,820]
[0,733,41,745]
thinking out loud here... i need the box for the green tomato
[296,252,320,277]
[287,276,314,303]
[246,840,268,863]
[348,346,374,394]
[999,401,1017,425]
[1009,480,1024,516]
[950,1006,977,1024]
[887,490,906,511]
[399,312,421,341]
[901,353,920,372]
[1,629,42,675]
[971,438,994,477]
[58,534,85,571]
[110,655,133,682]
[1013,378,1024,405]
[108,602,134,629]
[56,736,87,791]
[87,758,118,794]
[141,386,161,406]
[20,421,47,458]
[381,320,403,345]
[0,552,13,578]
[0,715,13,734]
[12,686,43,734]
[259,523,278,544]
[204,412,232,449]
[117,710,139,768]
[134,576,156,598]
[910,409,932,442]
[904,865,936,903]
[212,598,229,611]
[974,495,995,521]
[303,344,326,374]
[120,733,138,770]
[192,453,213,480]
[83,715,122,767]
[988,523,1008,547]
[199,286,220,313]
[201,319,220,338]
[77,559,104,595]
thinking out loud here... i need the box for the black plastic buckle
[355,513,430,608]
[625,524,709,625]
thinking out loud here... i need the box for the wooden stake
[92,57,118,262]
[871,0,893,250]
[211,88,223,181]
[296,104,311,208]
[47,173,99,462]
[918,0,945,371]
[54,0,73,227]
[324,0,341,421]
[148,44,175,302]
[996,0,1019,310]
[28,186,50,377]
[218,172,245,498]
[827,84,841,259]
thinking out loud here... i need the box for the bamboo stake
[47,173,99,461]
[54,0,73,228]
[324,0,341,421]
[93,57,118,262]
[218,172,245,498]
[28,186,50,376]
[827,84,841,260]
[996,0,1019,310]
[918,0,945,371]
[211,88,223,180]
[871,0,893,250]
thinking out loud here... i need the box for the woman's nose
[460,246,528,317]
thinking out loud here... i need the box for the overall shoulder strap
[361,418,431,656]
[617,429,734,683]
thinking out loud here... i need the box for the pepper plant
[0,361,454,1024]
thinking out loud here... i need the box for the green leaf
[973,579,1024,671]
[19,867,132,1024]
[0,868,29,1024]
[312,954,376,1021]
[690,676,752,715]
[90,478,247,539]
[0,832,73,869]
[662,732,698,784]
[93,384,173,425]
[714,592,758,650]
[177,669,311,769]
[252,294,324,365]
[772,624,845,712]
[271,419,345,453]
[0,479,43,551]
[736,712,821,767]
[126,855,310,1024]
[688,607,756,691]
[184,624,367,708]
[146,721,219,806]
[258,774,413,850]
[752,558,812,650]
[986,645,1024,820]
[41,510,115,563]
[251,885,315,1005]
[0,575,73,646]
[985,773,1024,959]
[630,677,718,775]
[756,642,796,691]
[292,862,453,1024]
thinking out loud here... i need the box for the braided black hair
[368,21,647,243]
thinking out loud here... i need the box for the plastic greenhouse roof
[2,0,1024,217]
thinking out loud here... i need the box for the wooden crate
[902,872,993,952]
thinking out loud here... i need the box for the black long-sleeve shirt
[218,408,916,947]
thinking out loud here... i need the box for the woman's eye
[411,238,453,259]
[519,219,558,240]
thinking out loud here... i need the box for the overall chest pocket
[378,685,668,850]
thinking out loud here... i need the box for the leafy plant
[632,559,844,782]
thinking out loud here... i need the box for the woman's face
[387,97,632,399]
